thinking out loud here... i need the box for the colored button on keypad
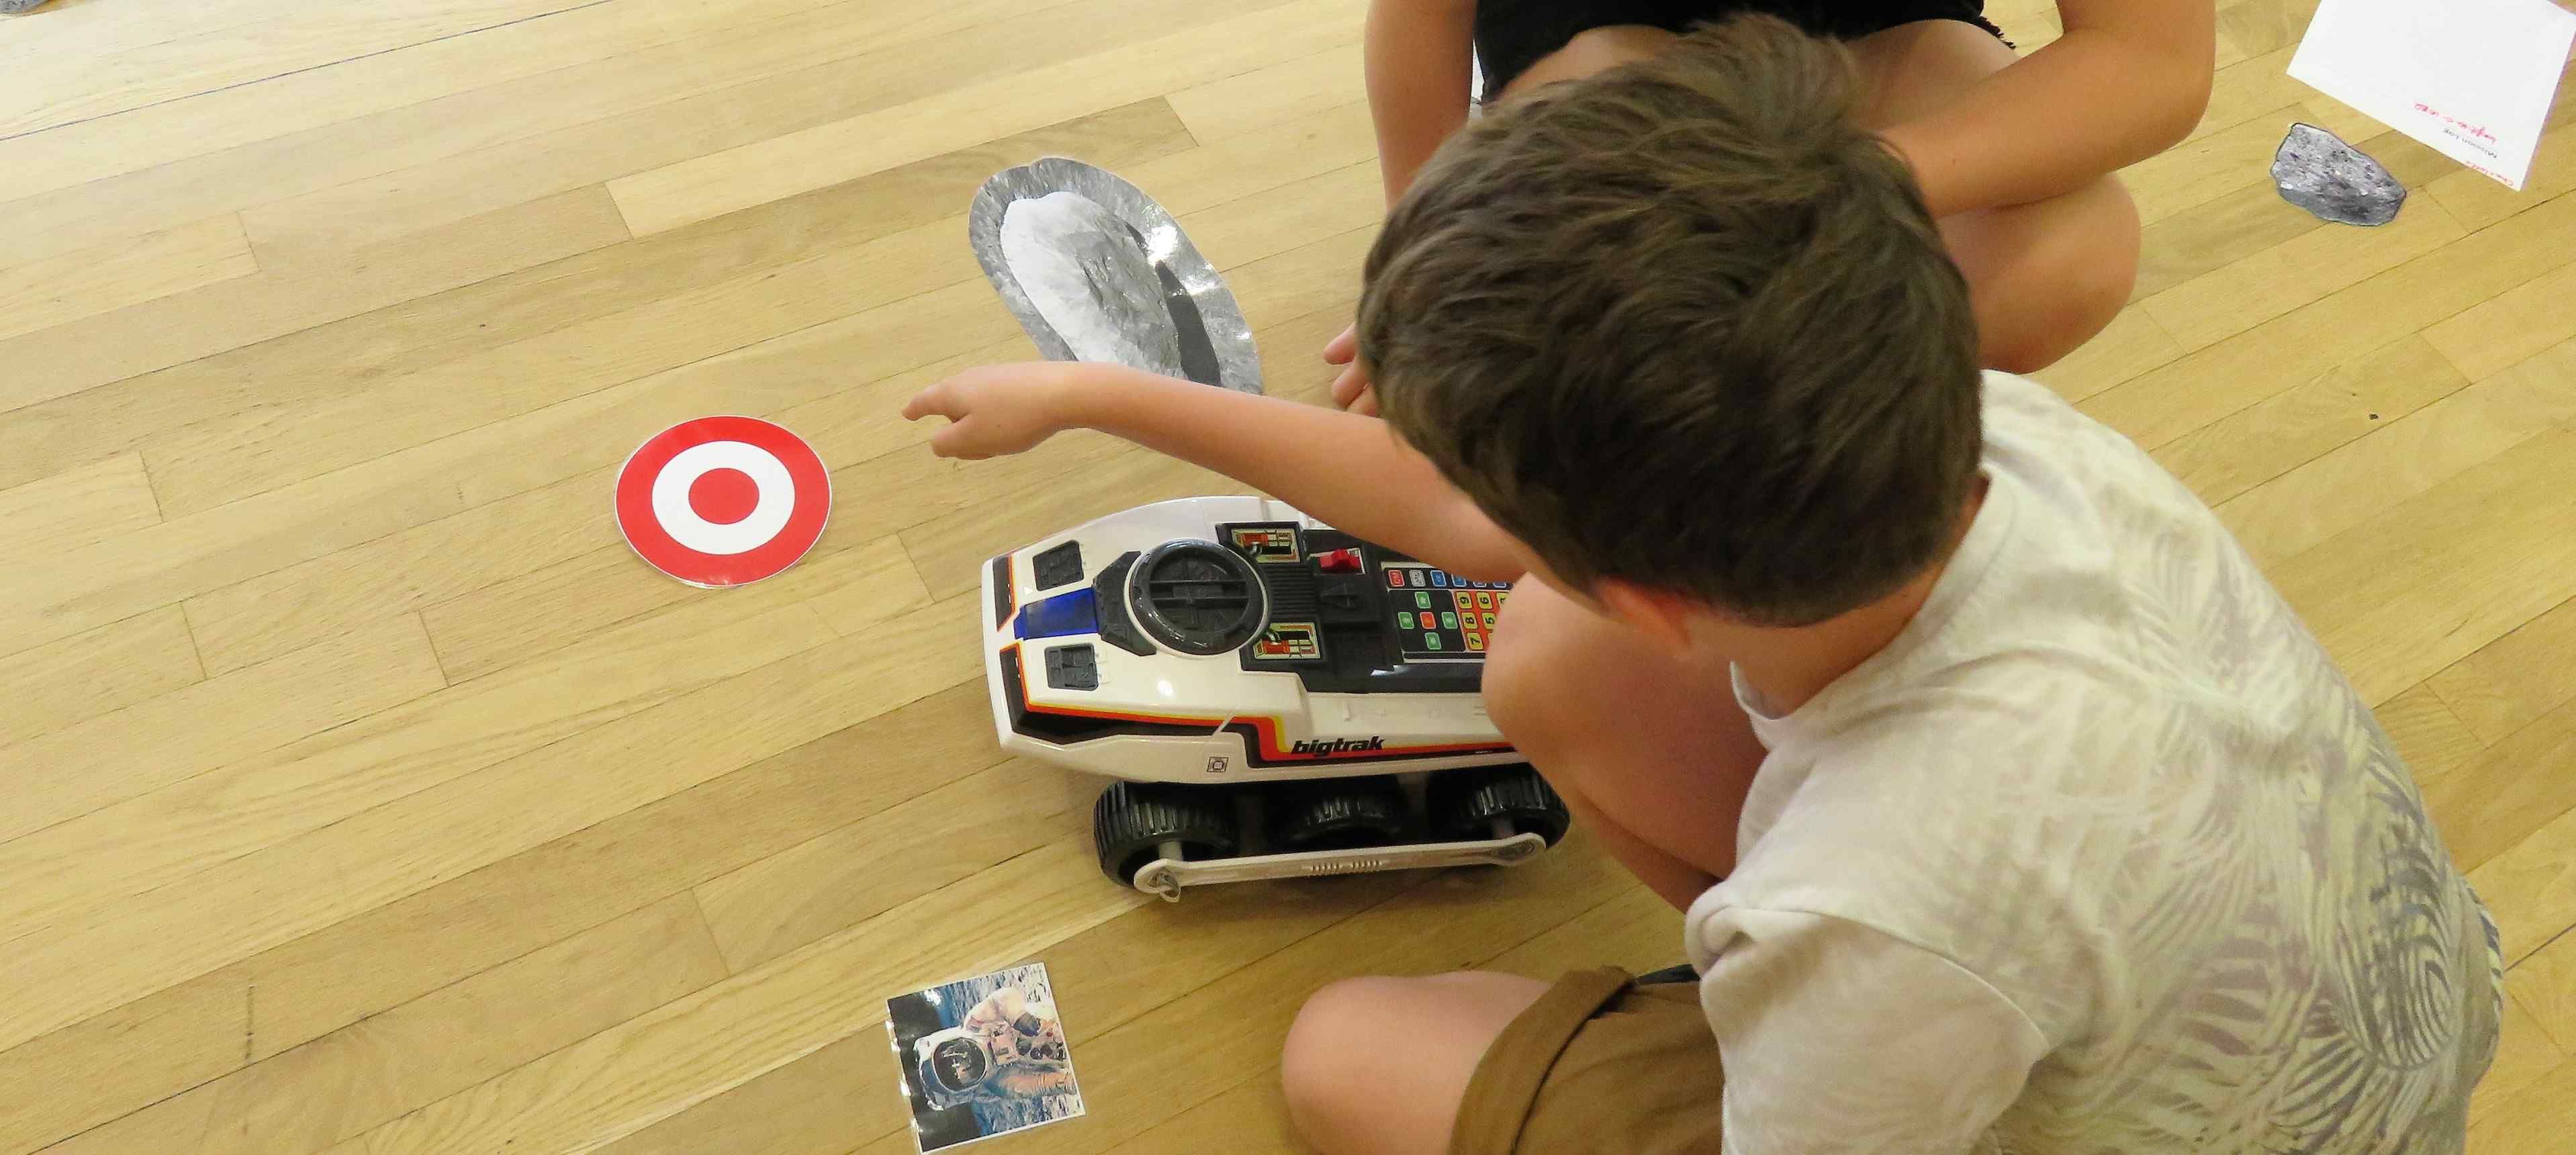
[1425,633,1442,650]
[1415,592,1432,609]
[1441,612,1458,629]
[1387,569,1407,588]
[1397,612,1414,629]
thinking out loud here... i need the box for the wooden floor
[1,0,2572,1149]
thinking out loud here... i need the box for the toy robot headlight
[927,1035,992,1093]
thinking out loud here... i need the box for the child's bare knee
[1283,978,1403,1144]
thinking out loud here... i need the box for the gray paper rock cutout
[968,158,1262,394]
[2272,123,2406,227]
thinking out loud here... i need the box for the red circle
[614,416,831,588]
[687,467,760,525]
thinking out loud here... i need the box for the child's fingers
[927,420,984,459]
[1322,323,1357,365]
[901,383,960,422]
[1351,389,1379,418]
[1330,363,1368,409]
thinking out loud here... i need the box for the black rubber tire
[1427,764,1573,846]
[1266,776,1410,853]
[1093,782,1238,884]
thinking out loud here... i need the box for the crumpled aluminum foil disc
[969,157,1261,394]
[2272,122,2407,227]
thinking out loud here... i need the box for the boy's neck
[1727,476,1989,714]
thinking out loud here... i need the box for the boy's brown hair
[1359,15,1983,627]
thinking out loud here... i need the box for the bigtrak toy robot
[981,497,1571,898]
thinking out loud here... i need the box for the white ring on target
[649,441,796,556]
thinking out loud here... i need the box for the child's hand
[1324,323,1379,416]
[902,363,1082,459]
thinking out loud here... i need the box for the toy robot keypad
[1384,564,1510,659]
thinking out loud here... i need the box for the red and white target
[616,416,830,588]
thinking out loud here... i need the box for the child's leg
[1845,19,2142,373]
[1499,21,2141,374]
[1282,972,1554,1154]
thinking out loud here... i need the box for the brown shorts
[1451,968,1727,1155]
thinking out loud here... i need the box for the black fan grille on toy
[1141,557,1252,639]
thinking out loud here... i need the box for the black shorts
[1475,0,2006,96]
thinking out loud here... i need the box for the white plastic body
[981,496,1522,786]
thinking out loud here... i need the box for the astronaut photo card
[887,962,1087,1152]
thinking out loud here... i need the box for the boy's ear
[1594,578,1704,653]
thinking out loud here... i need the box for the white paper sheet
[2289,0,2576,189]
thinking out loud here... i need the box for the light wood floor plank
[46,896,727,1155]
[592,1029,888,1155]
[228,0,1227,261]
[0,596,976,1058]
[0,0,1158,271]
[0,453,161,557]
[2,0,614,139]
[0,186,629,417]
[2423,257,2576,383]
[2471,1051,2576,1154]
[0,608,203,751]
[2430,594,2576,745]
[694,757,1095,973]
[2216,336,2576,569]
[0,0,1011,208]
[2471,800,2576,967]
[0,215,255,343]
[2422,699,2576,876]
[2476,989,2568,1127]
[1166,42,1363,144]
[2150,335,2467,508]
[2376,682,2488,785]
[2515,935,2576,1054]
[2264,428,2576,706]
[328,839,1152,1154]
[0,616,443,850]
[0,541,917,950]
[607,0,1362,236]
[0,974,244,1155]
[142,97,1359,518]
[2141,195,2466,352]
[2082,187,2576,451]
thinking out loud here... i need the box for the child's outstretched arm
[1365,0,1480,205]
[1881,0,2215,216]
[901,362,1526,580]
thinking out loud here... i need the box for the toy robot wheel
[1093,781,1238,884]
[1428,764,1573,846]
[1267,775,1410,853]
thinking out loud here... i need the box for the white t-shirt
[1685,372,2502,1154]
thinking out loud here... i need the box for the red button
[1388,569,1407,587]
[1320,548,1362,573]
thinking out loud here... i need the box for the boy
[1323,0,2212,408]
[903,17,2499,1154]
